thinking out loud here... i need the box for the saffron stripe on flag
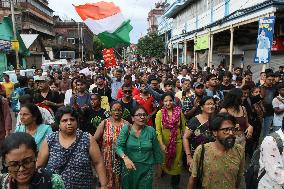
[74,2,121,21]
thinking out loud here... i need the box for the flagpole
[113,48,123,58]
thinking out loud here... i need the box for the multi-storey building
[0,0,54,37]
[147,1,166,33]
[159,0,284,75]
[51,16,94,61]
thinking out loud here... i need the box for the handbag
[57,131,83,174]
[194,144,205,189]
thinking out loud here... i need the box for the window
[67,38,75,44]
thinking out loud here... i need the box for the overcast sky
[48,0,157,43]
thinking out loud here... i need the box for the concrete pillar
[229,26,234,72]
[184,41,187,64]
[177,43,179,67]
[209,33,214,68]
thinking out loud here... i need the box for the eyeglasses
[218,127,237,134]
[5,156,36,172]
[123,90,132,94]
[134,113,147,118]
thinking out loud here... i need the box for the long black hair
[21,103,43,125]
[222,88,243,112]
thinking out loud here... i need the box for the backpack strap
[269,132,283,155]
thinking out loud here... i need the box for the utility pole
[81,24,84,62]
[10,0,20,69]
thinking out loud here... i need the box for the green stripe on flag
[98,20,133,48]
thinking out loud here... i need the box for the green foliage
[93,36,105,60]
[137,32,165,59]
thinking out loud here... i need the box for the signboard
[254,16,275,64]
[11,40,19,51]
[102,48,117,68]
[194,35,209,51]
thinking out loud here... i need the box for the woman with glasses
[94,101,130,189]
[15,103,52,150]
[155,92,186,189]
[220,88,253,147]
[116,106,163,189]
[0,132,64,189]
[37,106,107,189]
[183,96,216,169]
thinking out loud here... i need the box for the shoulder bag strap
[276,97,284,105]
[196,144,205,189]
[57,131,84,174]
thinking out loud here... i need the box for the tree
[137,32,165,59]
[93,36,105,60]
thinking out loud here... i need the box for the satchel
[194,144,205,189]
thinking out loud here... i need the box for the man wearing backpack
[258,117,284,189]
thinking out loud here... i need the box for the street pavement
[153,169,189,189]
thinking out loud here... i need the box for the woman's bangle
[121,154,127,159]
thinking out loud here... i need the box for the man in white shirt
[258,118,284,189]
[272,83,284,131]
[177,68,191,82]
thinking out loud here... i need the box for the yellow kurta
[155,110,186,175]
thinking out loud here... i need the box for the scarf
[161,106,181,169]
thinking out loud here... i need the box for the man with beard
[188,112,245,189]
[133,83,158,126]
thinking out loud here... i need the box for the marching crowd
[0,61,283,189]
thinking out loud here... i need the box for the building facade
[0,0,54,37]
[147,1,166,33]
[51,16,94,61]
[159,0,284,76]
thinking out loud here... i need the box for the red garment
[133,94,155,126]
[116,87,140,99]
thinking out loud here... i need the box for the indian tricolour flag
[74,1,133,48]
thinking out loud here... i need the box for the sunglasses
[134,113,147,118]
[123,90,132,94]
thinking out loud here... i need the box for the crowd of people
[0,61,283,189]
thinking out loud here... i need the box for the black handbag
[194,144,205,189]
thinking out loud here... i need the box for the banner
[194,35,209,51]
[102,48,117,68]
[254,16,275,64]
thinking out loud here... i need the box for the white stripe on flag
[85,13,124,34]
